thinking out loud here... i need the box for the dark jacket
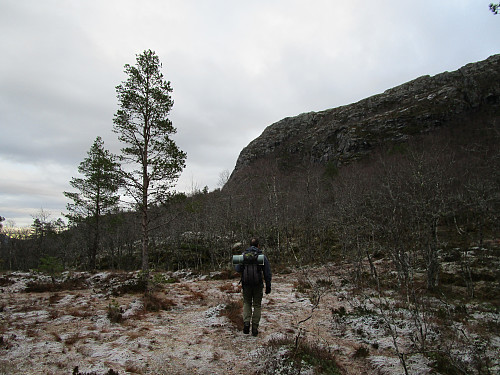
[235,246,272,290]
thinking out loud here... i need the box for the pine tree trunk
[141,155,150,290]
[142,210,149,274]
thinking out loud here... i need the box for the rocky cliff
[230,54,500,182]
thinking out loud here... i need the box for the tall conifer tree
[113,50,186,281]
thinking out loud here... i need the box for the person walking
[235,238,272,337]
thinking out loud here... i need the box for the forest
[1,111,498,295]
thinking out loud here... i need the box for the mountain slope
[229,54,500,184]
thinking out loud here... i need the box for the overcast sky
[0,0,498,228]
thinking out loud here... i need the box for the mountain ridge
[228,54,500,184]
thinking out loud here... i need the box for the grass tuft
[219,299,244,330]
[142,292,176,312]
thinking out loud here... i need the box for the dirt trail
[0,268,374,374]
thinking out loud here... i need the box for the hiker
[235,238,272,337]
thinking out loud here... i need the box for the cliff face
[230,54,500,181]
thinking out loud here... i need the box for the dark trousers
[242,285,263,326]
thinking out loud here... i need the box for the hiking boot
[243,323,250,334]
[252,325,259,337]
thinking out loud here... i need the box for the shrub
[219,299,243,330]
[107,300,123,323]
[25,277,86,293]
[112,278,147,296]
[353,346,369,358]
[293,278,312,294]
[0,275,13,287]
[142,292,176,312]
[38,256,64,283]
[427,352,464,375]
[331,306,347,317]
[151,273,178,289]
[262,335,342,375]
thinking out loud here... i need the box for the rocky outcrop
[230,54,500,180]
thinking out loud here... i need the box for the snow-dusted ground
[0,263,498,375]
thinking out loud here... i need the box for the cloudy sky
[0,0,498,228]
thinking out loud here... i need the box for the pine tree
[113,50,187,281]
[64,136,121,270]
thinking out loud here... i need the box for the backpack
[241,251,263,286]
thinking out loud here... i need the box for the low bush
[353,346,369,358]
[293,278,312,294]
[261,335,342,375]
[142,292,176,312]
[25,278,87,292]
[111,278,147,295]
[219,299,243,330]
[0,275,13,287]
[107,300,123,323]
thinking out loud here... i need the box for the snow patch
[122,299,143,319]
[203,304,227,327]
